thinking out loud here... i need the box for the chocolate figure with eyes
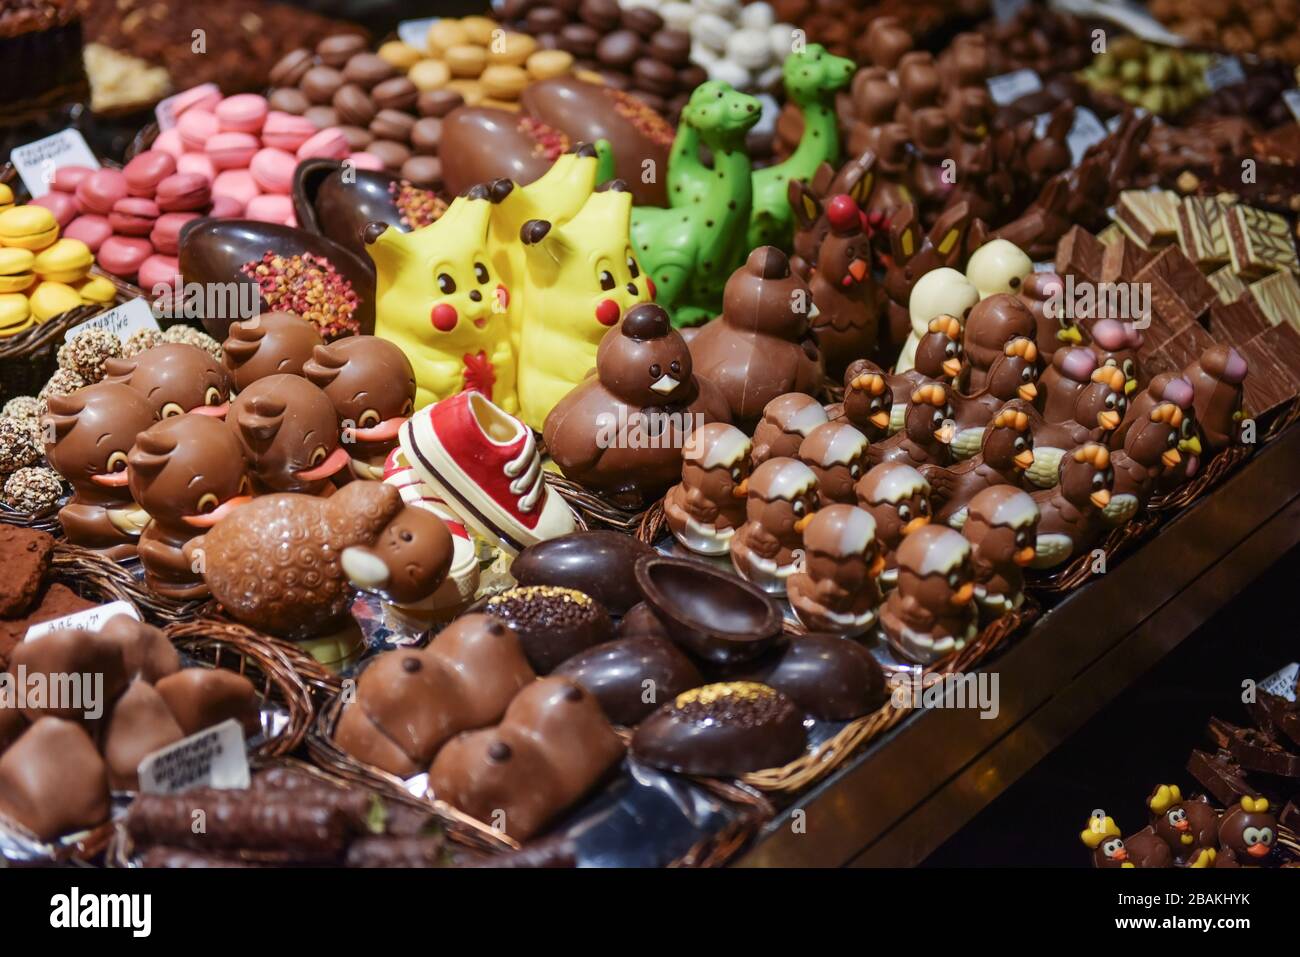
[879,523,977,664]
[104,343,232,420]
[128,414,252,599]
[1146,784,1220,867]
[840,361,893,441]
[228,374,350,495]
[787,503,884,635]
[730,457,821,595]
[1215,796,1278,868]
[303,336,417,481]
[1030,442,1115,568]
[854,460,932,587]
[221,311,325,392]
[340,504,455,629]
[798,420,870,507]
[664,422,753,556]
[866,382,955,469]
[751,392,829,466]
[43,382,156,558]
[960,485,1038,618]
[923,404,1036,527]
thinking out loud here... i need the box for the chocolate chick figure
[103,342,233,420]
[787,504,885,636]
[798,420,870,507]
[1214,796,1278,868]
[1030,442,1114,568]
[730,457,820,595]
[854,460,932,587]
[664,423,753,556]
[960,485,1038,619]
[750,392,828,466]
[923,403,1036,528]
[221,311,324,392]
[1146,784,1220,867]
[866,382,955,468]
[879,523,977,664]
[840,360,893,440]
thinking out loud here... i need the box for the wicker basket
[49,542,211,624]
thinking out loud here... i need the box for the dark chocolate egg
[470,585,614,674]
[511,530,654,615]
[554,634,702,726]
[438,107,561,199]
[741,634,887,721]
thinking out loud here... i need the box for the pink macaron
[152,127,186,160]
[348,151,386,171]
[168,83,222,121]
[31,191,79,228]
[98,236,153,279]
[149,212,200,256]
[244,193,295,224]
[260,111,316,152]
[177,152,216,183]
[75,168,129,216]
[249,147,297,195]
[155,173,211,212]
[62,215,114,253]
[209,195,247,219]
[212,168,259,210]
[206,131,260,171]
[108,197,161,237]
[215,93,269,134]
[138,254,181,293]
[123,150,177,197]
[296,128,350,161]
[177,109,220,152]
[50,166,95,194]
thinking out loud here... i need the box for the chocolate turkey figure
[1214,796,1277,868]
[1147,784,1220,867]
[879,523,977,664]
[221,311,324,392]
[104,343,232,420]
[946,335,1041,460]
[664,423,753,556]
[924,404,1036,527]
[854,460,932,587]
[962,293,1037,393]
[1030,442,1114,569]
[788,504,884,636]
[1019,271,1081,360]
[1105,400,1186,526]
[961,485,1038,618]
[866,382,954,468]
[805,194,879,376]
[751,392,829,466]
[1183,344,1247,451]
[1026,360,1128,489]
[840,361,893,441]
[730,457,820,595]
[798,421,870,507]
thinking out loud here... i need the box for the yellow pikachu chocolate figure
[367,184,517,412]
[515,180,653,430]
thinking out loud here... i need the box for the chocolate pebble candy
[333,84,377,127]
[558,23,600,58]
[338,125,374,151]
[649,29,691,66]
[596,29,643,68]
[400,156,443,188]
[102,679,186,791]
[154,668,260,737]
[410,117,443,154]
[554,635,703,726]
[580,0,622,31]
[370,109,415,143]
[526,6,568,34]
[372,76,418,112]
[269,87,311,115]
[304,105,340,129]
[632,58,677,97]
[317,34,368,68]
[418,89,464,118]
[621,5,665,37]
[367,140,412,171]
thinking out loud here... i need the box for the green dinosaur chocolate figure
[631,81,760,328]
[748,45,854,252]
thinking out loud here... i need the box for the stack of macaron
[0,184,115,339]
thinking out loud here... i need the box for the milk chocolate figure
[924,404,1036,527]
[43,382,156,558]
[222,311,324,392]
[879,523,977,664]
[1105,401,1186,526]
[1214,796,1277,868]
[1088,319,1143,399]
[1147,784,1220,867]
[1030,442,1114,569]
[854,460,932,587]
[946,336,1041,459]
[751,392,829,466]
[104,343,232,420]
[340,505,456,631]
[1183,345,1247,451]
[961,485,1038,618]
[128,414,252,599]
[787,504,884,635]
[962,293,1036,393]
[304,335,416,481]
[1020,271,1082,360]
[228,374,350,495]
[840,361,893,441]
[866,382,954,469]
[664,423,752,556]
[1027,363,1128,489]
[798,420,870,507]
[804,195,879,375]
[730,457,820,595]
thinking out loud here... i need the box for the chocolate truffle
[0,718,110,841]
[154,668,260,738]
[102,679,186,791]
[477,585,613,674]
[0,525,55,617]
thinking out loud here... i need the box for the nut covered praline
[479,585,613,674]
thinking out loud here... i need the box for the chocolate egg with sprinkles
[631,681,807,776]
[474,585,614,674]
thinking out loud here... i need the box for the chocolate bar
[1247,692,1300,750]
[1100,233,1153,284]
[1227,204,1300,280]
[1055,225,1104,283]
[1115,189,1180,249]
[1176,196,1230,272]
[1096,223,1123,246]
[1136,246,1219,321]
[1207,265,1248,305]
[1210,294,1271,342]
[1155,322,1216,374]
[1210,717,1300,777]
[1249,270,1300,332]
[1187,748,1261,807]
[1237,336,1295,416]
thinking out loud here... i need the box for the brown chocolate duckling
[664,422,752,556]
[1183,344,1248,452]
[228,374,351,495]
[788,504,885,636]
[1029,442,1114,569]
[865,382,954,469]
[798,420,870,507]
[840,360,893,441]
[103,342,233,420]
[730,457,820,595]
[543,303,731,508]
[751,392,828,467]
[946,336,1041,460]
[43,382,155,558]
[303,335,417,481]
[879,523,977,664]
[854,460,932,588]
[128,414,252,599]
[923,404,1036,527]
[962,293,1036,393]
[221,311,324,392]
[885,314,966,434]
[961,485,1038,618]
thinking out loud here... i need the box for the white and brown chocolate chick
[750,392,829,467]
[961,293,1036,393]
[340,503,455,619]
[1183,344,1248,452]
[923,404,1036,528]
[1029,442,1114,569]
[798,420,870,507]
[303,335,416,481]
[964,238,1033,301]
[866,382,955,469]
[103,342,232,421]
[664,422,753,556]
[960,485,1038,618]
[127,414,252,600]
[787,504,885,636]
[854,460,933,588]
[730,457,820,595]
[886,314,966,433]
[1214,796,1278,868]
[227,374,351,495]
[839,360,893,441]
[1080,816,1136,869]
[1147,784,1221,867]
[42,382,156,559]
[946,335,1042,460]
[543,303,731,509]
[1020,271,1082,360]
[1023,360,1128,490]
[879,523,977,664]
[221,310,325,392]
[1087,319,1143,401]
[1104,400,1187,526]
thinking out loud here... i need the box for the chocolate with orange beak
[788,504,884,636]
[104,342,233,421]
[879,523,978,664]
[961,486,1039,620]
[228,374,348,495]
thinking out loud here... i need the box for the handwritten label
[64,297,160,344]
[987,69,1042,107]
[11,130,100,198]
[24,601,140,641]
[1284,89,1300,123]
[155,82,221,132]
[1260,662,1298,702]
[1203,56,1246,93]
[397,18,438,51]
[139,719,251,794]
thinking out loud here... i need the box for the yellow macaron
[74,273,117,305]
[0,293,33,336]
[33,238,93,284]
[29,280,83,322]
[0,247,35,293]
[0,183,13,214]
[0,205,59,251]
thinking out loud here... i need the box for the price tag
[63,297,160,344]
[1259,662,1298,702]
[1203,56,1246,93]
[987,69,1043,107]
[24,601,140,642]
[397,18,438,52]
[1283,89,1300,123]
[10,129,100,199]
[138,719,252,795]
[155,82,221,131]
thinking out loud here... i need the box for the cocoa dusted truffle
[154,668,261,738]
[0,525,55,617]
[477,585,613,674]
[3,466,63,513]
[0,718,110,841]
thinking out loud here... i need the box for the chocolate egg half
[511,530,654,615]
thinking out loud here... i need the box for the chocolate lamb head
[341,504,454,606]
[221,311,325,392]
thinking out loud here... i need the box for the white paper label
[155,82,221,132]
[1033,260,1056,273]
[1204,56,1246,93]
[397,18,438,51]
[64,297,160,344]
[138,719,251,794]
[11,130,100,199]
[24,600,140,641]
[987,69,1043,107]
[1260,662,1298,701]
[1284,89,1300,123]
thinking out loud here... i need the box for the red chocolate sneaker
[399,391,576,556]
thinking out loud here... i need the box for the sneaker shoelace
[503,429,543,513]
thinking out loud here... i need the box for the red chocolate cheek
[595,298,621,326]
[431,303,458,331]
[646,277,656,300]
[495,284,509,311]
